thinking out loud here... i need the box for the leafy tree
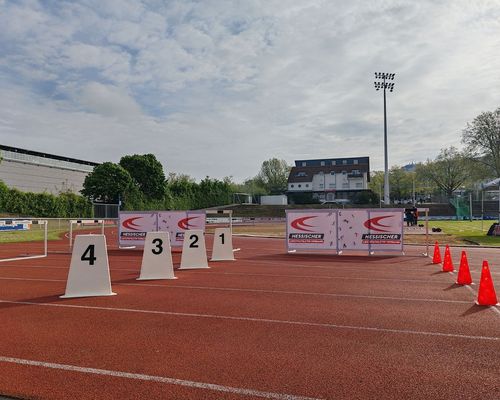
[369,171,384,200]
[120,154,166,200]
[256,158,290,194]
[462,107,500,177]
[416,147,470,197]
[389,166,413,202]
[81,162,135,204]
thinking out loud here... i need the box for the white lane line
[122,282,474,304]
[0,277,472,304]
[0,299,497,342]
[0,356,320,400]
[0,264,139,272]
[181,271,445,284]
[236,259,430,270]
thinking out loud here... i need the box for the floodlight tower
[374,72,395,205]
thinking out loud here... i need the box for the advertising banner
[286,210,337,250]
[119,212,158,247]
[158,211,206,247]
[337,209,370,251]
[364,209,404,251]
[286,208,404,254]
[118,210,206,248]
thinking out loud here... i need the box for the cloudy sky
[1,0,500,181]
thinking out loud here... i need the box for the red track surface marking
[0,235,499,399]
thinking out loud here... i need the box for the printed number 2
[152,238,163,255]
[219,233,225,245]
[81,244,96,266]
[189,234,199,248]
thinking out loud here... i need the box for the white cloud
[1,0,500,181]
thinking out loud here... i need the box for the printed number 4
[81,245,97,266]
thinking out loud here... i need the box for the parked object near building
[260,195,288,205]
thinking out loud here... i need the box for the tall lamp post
[374,72,395,205]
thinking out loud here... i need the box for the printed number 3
[152,238,163,255]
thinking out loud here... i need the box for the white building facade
[0,145,98,195]
[287,157,370,202]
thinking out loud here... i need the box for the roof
[0,144,99,167]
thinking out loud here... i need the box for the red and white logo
[290,216,316,232]
[178,216,200,230]
[122,217,142,231]
[363,216,393,232]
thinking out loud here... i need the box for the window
[342,160,347,165]
[290,184,294,188]
[305,184,309,187]
[319,184,324,189]
[298,184,302,188]
[318,171,324,175]
[302,162,306,167]
[352,169,360,175]
[329,183,335,188]
[320,161,325,166]
[330,171,335,175]
[354,159,358,165]
[296,172,307,177]
[342,170,347,175]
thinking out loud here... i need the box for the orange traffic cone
[442,245,454,272]
[476,261,498,306]
[432,242,441,264]
[456,251,472,285]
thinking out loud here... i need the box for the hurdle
[69,219,105,249]
[0,219,48,262]
[206,209,241,253]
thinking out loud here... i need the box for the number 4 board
[60,235,116,298]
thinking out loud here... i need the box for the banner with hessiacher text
[286,208,404,253]
[119,211,206,248]
[157,211,206,246]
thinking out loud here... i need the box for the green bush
[0,181,92,217]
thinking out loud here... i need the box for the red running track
[0,234,499,399]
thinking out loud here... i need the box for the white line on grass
[0,356,321,400]
[0,276,472,304]
[0,299,497,341]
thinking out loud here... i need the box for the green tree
[256,158,290,194]
[369,171,384,200]
[416,147,470,197]
[389,166,413,202]
[81,162,136,204]
[462,107,500,177]
[120,154,166,200]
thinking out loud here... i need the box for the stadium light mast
[374,72,395,205]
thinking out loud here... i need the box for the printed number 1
[219,233,225,245]
[81,244,96,266]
